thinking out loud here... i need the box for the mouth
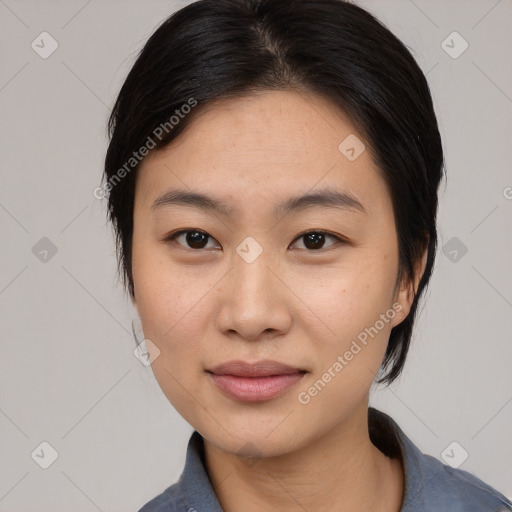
[206,359,307,402]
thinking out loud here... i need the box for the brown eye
[166,230,220,250]
[291,231,343,251]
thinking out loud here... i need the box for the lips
[207,359,305,377]
[206,360,307,402]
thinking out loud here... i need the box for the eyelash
[163,229,347,252]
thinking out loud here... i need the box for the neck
[203,403,404,512]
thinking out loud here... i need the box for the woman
[102,0,512,510]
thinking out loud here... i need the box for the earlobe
[391,248,428,328]
[415,247,428,296]
[390,285,411,328]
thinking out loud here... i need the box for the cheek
[135,270,210,349]
[295,269,396,413]
[298,252,397,332]
[132,255,213,423]
[294,249,399,386]
[132,241,212,358]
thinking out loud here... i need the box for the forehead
[135,90,389,217]
[159,90,361,164]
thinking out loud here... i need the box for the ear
[390,248,428,328]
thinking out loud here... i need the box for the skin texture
[132,89,425,512]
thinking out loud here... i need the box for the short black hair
[103,0,444,385]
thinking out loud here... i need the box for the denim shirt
[138,408,512,511]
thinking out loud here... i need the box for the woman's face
[132,90,415,456]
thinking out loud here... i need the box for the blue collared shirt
[138,408,512,511]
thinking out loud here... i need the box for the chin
[196,415,313,459]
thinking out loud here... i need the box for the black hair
[103,0,444,384]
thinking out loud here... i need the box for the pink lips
[206,360,306,402]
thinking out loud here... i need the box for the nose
[215,247,292,342]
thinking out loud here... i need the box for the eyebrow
[151,187,367,217]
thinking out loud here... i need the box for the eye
[164,229,346,252]
[290,231,345,251]
[164,229,220,250]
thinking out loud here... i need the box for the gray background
[0,0,511,510]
